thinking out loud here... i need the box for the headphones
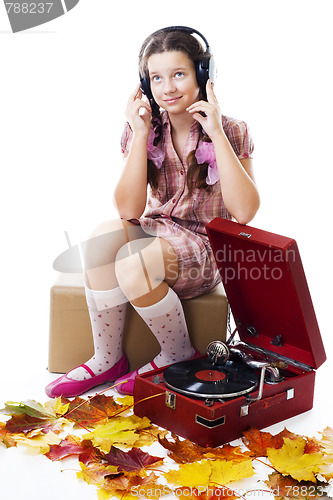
[139,26,215,101]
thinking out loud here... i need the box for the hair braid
[147,98,162,191]
[186,130,212,192]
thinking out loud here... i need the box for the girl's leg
[114,236,196,394]
[45,219,150,398]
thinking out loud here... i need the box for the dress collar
[161,110,200,133]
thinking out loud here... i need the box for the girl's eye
[175,72,184,78]
[152,75,161,82]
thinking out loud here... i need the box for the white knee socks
[132,287,195,374]
[67,286,128,381]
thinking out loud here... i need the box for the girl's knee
[83,219,129,271]
[115,238,166,301]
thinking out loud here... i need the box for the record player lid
[206,218,325,369]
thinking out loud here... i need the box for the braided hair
[138,29,213,193]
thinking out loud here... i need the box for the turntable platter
[163,358,258,398]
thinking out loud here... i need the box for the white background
[0,0,332,498]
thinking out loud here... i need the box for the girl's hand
[126,84,152,136]
[186,80,224,141]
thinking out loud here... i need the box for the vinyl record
[163,358,258,398]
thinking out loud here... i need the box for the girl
[45,26,260,398]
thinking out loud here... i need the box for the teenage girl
[45,26,260,398]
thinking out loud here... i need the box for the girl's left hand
[186,80,224,141]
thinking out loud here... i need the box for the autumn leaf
[44,435,105,465]
[0,399,66,435]
[267,437,329,482]
[4,413,59,435]
[61,394,124,428]
[204,443,252,462]
[78,462,161,500]
[13,430,62,454]
[100,471,161,499]
[46,438,163,471]
[0,421,17,448]
[83,415,152,452]
[165,457,254,489]
[158,432,206,463]
[159,433,251,465]
[315,427,333,456]
[87,394,127,417]
[104,446,163,472]
[242,427,305,458]
[131,425,168,448]
[304,439,324,455]
[44,397,70,416]
[116,395,134,407]
[164,460,212,488]
[77,462,119,486]
[0,400,56,418]
[210,458,255,485]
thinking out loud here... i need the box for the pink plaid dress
[120,111,254,299]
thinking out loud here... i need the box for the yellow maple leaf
[97,491,112,500]
[77,462,119,486]
[164,457,254,489]
[164,460,212,487]
[315,427,333,456]
[83,415,152,452]
[210,458,255,485]
[267,437,328,482]
[312,427,333,481]
[115,395,134,407]
[132,426,168,448]
[44,397,70,416]
[14,430,62,454]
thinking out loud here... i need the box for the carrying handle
[240,388,295,416]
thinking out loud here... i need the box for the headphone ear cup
[208,55,216,83]
[140,76,153,101]
[196,55,215,99]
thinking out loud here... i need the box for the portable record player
[133,218,326,447]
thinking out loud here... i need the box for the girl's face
[147,51,200,115]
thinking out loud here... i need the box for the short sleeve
[224,118,254,160]
[120,122,133,156]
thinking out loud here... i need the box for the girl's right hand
[126,84,152,136]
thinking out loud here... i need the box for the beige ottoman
[48,273,228,373]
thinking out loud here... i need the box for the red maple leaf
[104,446,163,472]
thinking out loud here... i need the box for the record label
[195,370,226,382]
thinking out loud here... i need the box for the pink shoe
[115,349,200,396]
[114,368,141,396]
[45,354,128,398]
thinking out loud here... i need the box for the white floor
[1,331,332,500]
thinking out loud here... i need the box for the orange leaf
[62,394,123,428]
[242,427,285,457]
[0,421,17,448]
[205,443,252,462]
[99,470,161,498]
[159,433,251,465]
[158,432,206,463]
[264,471,328,498]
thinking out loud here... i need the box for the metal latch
[165,392,176,409]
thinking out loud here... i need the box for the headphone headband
[149,25,211,53]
